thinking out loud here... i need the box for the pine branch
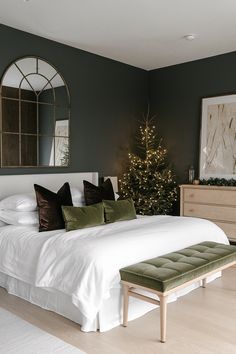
[119,114,177,215]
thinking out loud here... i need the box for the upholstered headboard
[0,172,98,199]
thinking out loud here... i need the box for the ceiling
[1,0,236,70]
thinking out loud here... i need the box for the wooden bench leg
[202,278,207,288]
[159,294,168,343]
[123,284,129,327]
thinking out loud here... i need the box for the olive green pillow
[62,203,105,231]
[103,198,136,223]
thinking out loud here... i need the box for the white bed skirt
[0,271,221,332]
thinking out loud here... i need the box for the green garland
[199,178,236,186]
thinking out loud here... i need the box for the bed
[0,172,229,332]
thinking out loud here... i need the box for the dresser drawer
[214,222,236,241]
[183,188,236,206]
[183,203,236,223]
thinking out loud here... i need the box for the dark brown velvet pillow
[34,182,73,232]
[83,178,115,206]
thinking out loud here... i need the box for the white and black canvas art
[200,94,236,179]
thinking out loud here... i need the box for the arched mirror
[0,56,70,167]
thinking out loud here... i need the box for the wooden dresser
[180,184,236,242]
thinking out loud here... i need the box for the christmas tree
[119,116,177,215]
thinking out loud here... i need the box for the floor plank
[0,267,236,354]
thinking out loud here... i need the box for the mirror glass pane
[55,137,69,166]
[26,74,49,93]
[38,136,54,166]
[1,65,24,98]
[38,103,54,136]
[15,57,37,76]
[54,85,69,107]
[2,134,19,166]
[2,98,19,133]
[19,78,36,100]
[56,105,69,121]
[0,56,70,167]
[21,135,37,166]
[50,74,65,89]
[1,86,20,100]
[38,59,57,79]
[20,88,37,101]
[38,86,54,104]
[55,120,69,137]
[21,101,37,134]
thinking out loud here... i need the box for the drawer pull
[189,208,194,212]
[189,193,194,198]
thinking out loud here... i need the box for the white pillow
[0,193,37,212]
[70,187,85,207]
[0,210,38,226]
[115,193,119,201]
[0,220,7,227]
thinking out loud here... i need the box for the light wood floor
[0,268,236,354]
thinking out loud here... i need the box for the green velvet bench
[119,241,236,343]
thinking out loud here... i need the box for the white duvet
[0,215,228,322]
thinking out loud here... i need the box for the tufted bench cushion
[120,241,236,342]
[120,241,236,293]
[120,242,236,343]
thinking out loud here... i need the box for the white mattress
[0,215,228,332]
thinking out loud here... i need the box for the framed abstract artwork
[200,94,236,179]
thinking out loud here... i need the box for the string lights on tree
[119,115,177,215]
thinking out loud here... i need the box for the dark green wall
[149,52,236,183]
[2,23,236,185]
[0,24,148,176]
